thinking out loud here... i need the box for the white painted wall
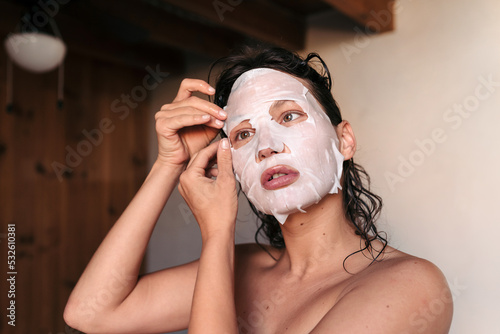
[305,0,500,332]
[146,1,500,332]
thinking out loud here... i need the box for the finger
[155,107,226,129]
[164,96,227,120]
[206,155,218,171]
[156,104,225,129]
[186,141,219,172]
[206,168,219,178]
[215,138,234,180]
[156,113,218,134]
[160,96,225,119]
[203,153,217,178]
[174,79,215,102]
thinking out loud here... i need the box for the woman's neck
[276,193,363,279]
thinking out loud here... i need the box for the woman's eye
[236,130,253,141]
[282,112,301,123]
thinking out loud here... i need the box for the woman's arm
[64,79,228,333]
[64,162,183,333]
[178,139,239,333]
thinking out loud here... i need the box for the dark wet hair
[209,45,387,267]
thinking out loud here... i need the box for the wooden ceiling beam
[55,14,185,73]
[87,0,247,58]
[158,0,306,50]
[321,0,395,32]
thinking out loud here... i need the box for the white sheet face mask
[223,68,344,224]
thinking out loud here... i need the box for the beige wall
[305,0,500,332]
[146,0,500,332]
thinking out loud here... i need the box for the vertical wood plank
[0,43,150,333]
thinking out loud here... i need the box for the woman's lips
[261,165,300,190]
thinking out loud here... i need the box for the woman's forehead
[227,68,307,105]
[223,68,309,132]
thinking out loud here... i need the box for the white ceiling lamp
[4,16,66,112]
[5,32,66,73]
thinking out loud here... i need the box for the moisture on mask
[223,68,344,224]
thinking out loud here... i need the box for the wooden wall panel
[0,44,150,333]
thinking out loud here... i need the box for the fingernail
[221,138,229,149]
[208,86,216,93]
[218,109,227,118]
[215,119,224,127]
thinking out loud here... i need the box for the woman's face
[223,68,344,224]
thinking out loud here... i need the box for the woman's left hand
[178,138,238,239]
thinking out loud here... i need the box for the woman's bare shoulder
[366,248,448,285]
[314,249,453,333]
[352,247,452,305]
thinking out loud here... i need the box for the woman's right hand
[155,79,227,168]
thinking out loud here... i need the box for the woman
[64,46,453,333]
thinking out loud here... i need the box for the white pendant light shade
[4,32,66,73]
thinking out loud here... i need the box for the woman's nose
[258,148,278,162]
